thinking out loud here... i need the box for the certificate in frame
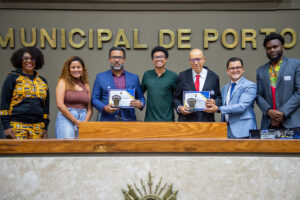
[183,91,210,111]
[109,89,135,108]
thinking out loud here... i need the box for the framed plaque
[109,89,135,108]
[183,91,210,111]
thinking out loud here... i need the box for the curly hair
[263,33,285,48]
[59,56,89,90]
[10,47,45,70]
[151,46,169,59]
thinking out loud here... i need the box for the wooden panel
[78,122,227,139]
[1,139,300,154]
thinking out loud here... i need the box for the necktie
[195,74,200,91]
[230,82,236,97]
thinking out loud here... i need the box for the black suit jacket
[173,67,221,122]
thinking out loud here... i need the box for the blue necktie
[230,82,236,97]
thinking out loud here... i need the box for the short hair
[226,57,244,69]
[10,47,45,70]
[263,33,285,48]
[151,46,169,59]
[109,46,126,58]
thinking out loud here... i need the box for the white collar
[192,68,207,78]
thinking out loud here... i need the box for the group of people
[1,33,299,139]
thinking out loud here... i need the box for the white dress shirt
[192,68,208,91]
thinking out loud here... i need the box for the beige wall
[1,4,300,138]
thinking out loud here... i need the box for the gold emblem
[122,172,178,200]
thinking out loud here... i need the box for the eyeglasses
[189,58,203,63]
[153,55,166,60]
[22,57,36,62]
[110,56,124,60]
[228,66,243,71]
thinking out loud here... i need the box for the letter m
[0,28,14,48]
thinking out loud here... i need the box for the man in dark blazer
[92,46,145,121]
[174,49,221,122]
[256,33,300,129]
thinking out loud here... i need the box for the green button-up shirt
[141,69,178,121]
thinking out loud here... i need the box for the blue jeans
[55,108,87,139]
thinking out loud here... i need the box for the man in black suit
[174,49,221,122]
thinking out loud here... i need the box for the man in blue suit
[256,33,300,129]
[92,46,145,121]
[206,57,257,138]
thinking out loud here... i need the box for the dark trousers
[0,119,5,139]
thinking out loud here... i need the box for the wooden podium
[78,122,227,139]
[1,122,300,153]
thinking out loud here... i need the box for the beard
[267,51,283,63]
[110,62,124,71]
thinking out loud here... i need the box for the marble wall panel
[0,155,299,200]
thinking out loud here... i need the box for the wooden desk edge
[1,139,300,154]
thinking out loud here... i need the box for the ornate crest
[122,172,178,200]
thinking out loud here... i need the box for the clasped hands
[267,109,284,128]
[178,99,218,115]
[104,100,143,114]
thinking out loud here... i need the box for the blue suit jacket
[256,57,300,129]
[91,70,145,121]
[220,77,257,138]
